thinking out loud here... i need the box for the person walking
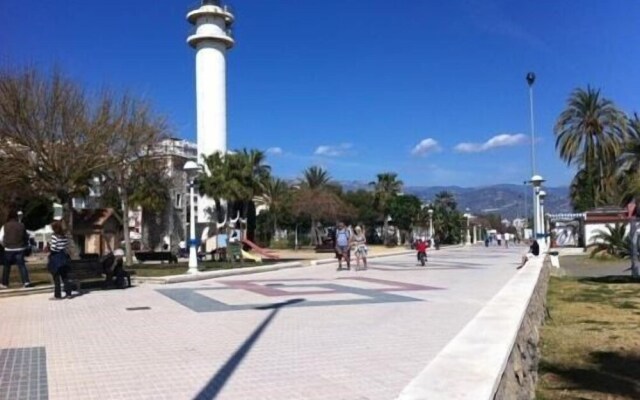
[335,222,351,271]
[351,226,368,270]
[0,210,33,288]
[47,221,73,299]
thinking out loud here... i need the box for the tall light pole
[184,161,203,274]
[522,180,529,238]
[530,175,545,240]
[428,208,434,239]
[464,208,472,246]
[539,190,547,244]
[527,72,536,176]
[527,72,540,243]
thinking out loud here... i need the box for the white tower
[187,0,234,222]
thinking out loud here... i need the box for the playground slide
[241,239,280,259]
[241,249,262,263]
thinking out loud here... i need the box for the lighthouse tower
[187,0,234,222]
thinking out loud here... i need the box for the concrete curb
[396,255,546,400]
[134,261,305,285]
[0,285,53,299]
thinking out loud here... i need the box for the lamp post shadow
[193,298,305,400]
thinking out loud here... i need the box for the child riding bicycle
[416,237,428,264]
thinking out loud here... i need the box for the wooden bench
[135,251,178,264]
[67,256,133,292]
[67,259,105,292]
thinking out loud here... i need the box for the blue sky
[2,0,640,187]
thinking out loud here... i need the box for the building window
[175,193,183,209]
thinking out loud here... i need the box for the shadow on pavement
[193,298,305,400]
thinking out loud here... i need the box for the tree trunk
[273,214,278,242]
[311,219,318,246]
[226,206,234,266]
[121,192,134,267]
[63,197,80,259]
[383,218,389,246]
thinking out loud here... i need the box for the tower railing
[188,26,234,39]
[187,1,234,16]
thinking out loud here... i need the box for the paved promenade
[0,245,526,400]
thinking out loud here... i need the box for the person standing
[335,222,351,271]
[47,221,73,299]
[0,210,33,288]
[352,226,368,270]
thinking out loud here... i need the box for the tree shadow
[541,351,640,398]
[193,298,305,400]
[578,275,640,284]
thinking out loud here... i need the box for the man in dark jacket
[0,210,33,288]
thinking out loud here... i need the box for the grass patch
[537,276,640,399]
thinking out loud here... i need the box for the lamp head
[183,160,202,177]
[530,174,545,187]
[526,72,536,86]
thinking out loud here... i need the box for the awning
[547,213,585,222]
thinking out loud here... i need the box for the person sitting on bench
[104,249,128,288]
[518,240,540,269]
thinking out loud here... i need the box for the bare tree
[0,68,169,260]
[99,93,168,265]
[0,68,115,256]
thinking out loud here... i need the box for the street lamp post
[530,175,545,241]
[464,208,471,246]
[526,72,536,176]
[184,160,203,274]
[428,208,434,239]
[539,190,547,244]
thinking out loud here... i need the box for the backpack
[336,229,350,246]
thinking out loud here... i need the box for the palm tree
[555,87,626,208]
[434,191,457,212]
[300,166,332,189]
[292,166,351,245]
[235,148,271,218]
[589,223,630,259]
[255,177,289,237]
[199,152,229,222]
[617,114,640,199]
[200,149,271,261]
[370,172,403,245]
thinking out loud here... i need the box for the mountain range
[339,181,572,219]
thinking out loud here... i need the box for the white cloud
[411,138,442,156]
[266,147,283,155]
[454,133,528,153]
[314,143,353,157]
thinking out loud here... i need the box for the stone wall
[493,260,551,400]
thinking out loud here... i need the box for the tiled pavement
[0,245,525,399]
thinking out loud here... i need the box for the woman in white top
[351,226,368,270]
